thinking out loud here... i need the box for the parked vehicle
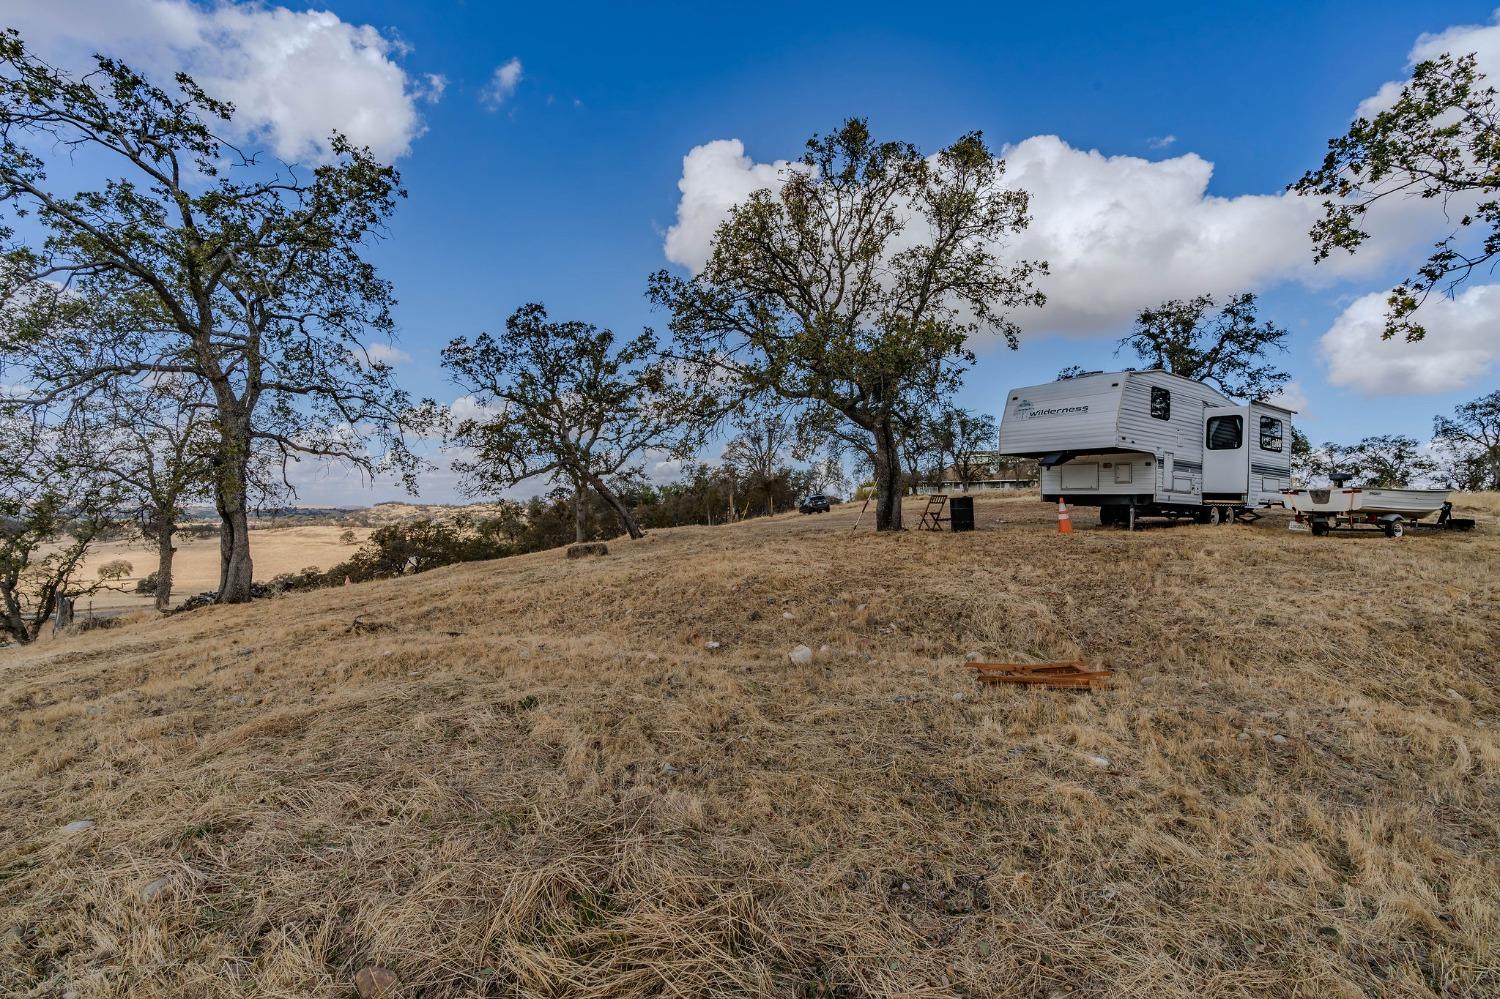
[798,494,831,514]
[997,369,1294,528]
[1283,474,1455,537]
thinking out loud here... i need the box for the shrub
[97,559,134,582]
[134,571,159,594]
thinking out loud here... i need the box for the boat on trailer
[1282,474,1459,537]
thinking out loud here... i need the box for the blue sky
[9,1,1500,502]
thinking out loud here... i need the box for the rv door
[1203,405,1249,496]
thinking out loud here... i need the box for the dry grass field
[1,494,1497,998]
[71,526,373,615]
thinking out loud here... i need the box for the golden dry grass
[72,526,373,614]
[2,495,1497,998]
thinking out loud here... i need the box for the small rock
[788,644,813,666]
[1445,688,1464,702]
[1236,731,1249,741]
[1086,755,1111,768]
[704,641,720,650]
[782,611,795,620]
[61,820,95,834]
[951,692,967,703]
[659,762,681,777]
[855,603,867,613]
[818,644,831,658]
[140,877,171,902]
[84,704,103,717]
[1271,734,1288,745]
[964,651,983,662]
[1138,675,1156,686]
[228,694,247,706]
[353,965,400,999]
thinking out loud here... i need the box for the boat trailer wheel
[1383,518,1404,539]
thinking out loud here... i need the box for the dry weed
[1,495,1496,997]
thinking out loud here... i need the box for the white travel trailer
[997,370,1295,526]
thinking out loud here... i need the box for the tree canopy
[1433,389,1500,490]
[649,118,1045,531]
[1118,292,1289,401]
[442,302,704,541]
[1294,52,1500,342]
[0,31,432,602]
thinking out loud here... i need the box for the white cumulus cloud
[662,134,1429,336]
[6,0,435,163]
[481,57,524,109]
[1357,10,1500,118]
[1320,284,1500,396]
[365,342,411,366]
[1265,381,1311,416]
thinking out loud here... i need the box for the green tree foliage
[1118,292,1289,401]
[1305,434,1438,488]
[0,418,121,644]
[442,303,703,542]
[1294,53,1500,341]
[73,378,218,610]
[649,118,1045,531]
[0,31,433,604]
[1432,389,1500,490]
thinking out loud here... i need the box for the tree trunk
[154,519,176,612]
[588,476,644,540]
[573,483,587,544]
[872,419,903,531]
[0,582,31,645]
[214,426,255,604]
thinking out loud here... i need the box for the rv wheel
[1218,506,1235,525]
[1207,506,1222,526]
[1384,519,1404,538]
[1311,519,1330,537]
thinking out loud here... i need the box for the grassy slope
[1,496,1497,998]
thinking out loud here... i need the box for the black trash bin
[948,495,975,532]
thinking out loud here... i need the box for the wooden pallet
[965,659,1111,690]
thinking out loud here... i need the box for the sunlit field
[2,493,1496,998]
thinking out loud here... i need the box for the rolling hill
[2,495,1496,998]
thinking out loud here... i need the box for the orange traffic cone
[1056,498,1073,534]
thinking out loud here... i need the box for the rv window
[1150,387,1170,421]
[1259,416,1284,451]
[1206,415,1243,450]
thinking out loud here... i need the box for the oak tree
[649,118,1045,530]
[442,303,702,542]
[1295,53,1500,341]
[1118,292,1289,401]
[1432,389,1500,490]
[0,32,431,603]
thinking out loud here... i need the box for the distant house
[915,451,1039,494]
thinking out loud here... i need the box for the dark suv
[798,494,831,514]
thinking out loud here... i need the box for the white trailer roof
[998,369,1235,458]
